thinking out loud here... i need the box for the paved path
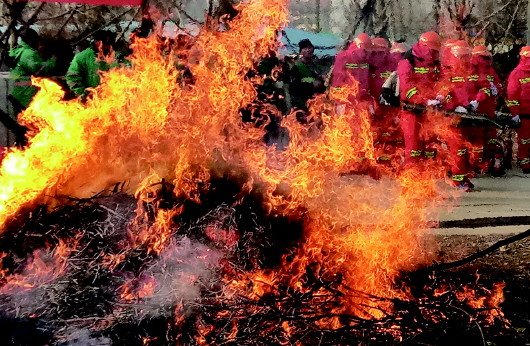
[433,168,530,235]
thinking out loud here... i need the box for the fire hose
[401,103,515,129]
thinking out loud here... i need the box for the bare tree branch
[26,2,46,25]
[474,0,517,26]
[174,1,204,26]
[504,0,520,37]
[71,7,136,45]
[57,9,80,37]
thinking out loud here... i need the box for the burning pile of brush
[0,180,514,345]
[0,0,520,344]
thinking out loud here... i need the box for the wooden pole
[527,0,530,45]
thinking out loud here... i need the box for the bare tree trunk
[135,0,153,38]
[316,0,321,32]
[208,0,215,18]
[0,0,27,67]
[527,0,530,44]
[433,0,441,29]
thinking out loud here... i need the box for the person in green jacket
[66,30,120,99]
[9,28,56,113]
[287,39,326,122]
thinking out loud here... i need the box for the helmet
[450,40,471,57]
[520,46,530,58]
[390,42,406,54]
[354,33,372,49]
[472,45,491,57]
[371,37,389,51]
[443,38,458,46]
[419,31,441,50]
[443,38,458,54]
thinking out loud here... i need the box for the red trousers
[516,117,530,169]
[400,110,423,165]
[446,126,469,180]
[373,106,402,163]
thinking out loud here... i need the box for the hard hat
[354,33,372,49]
[371,37,389,51]
[520,46,530,57]
[419,31,441,50]
[390,42,406,53]
[472,45,491,57]
[450,40,471,57]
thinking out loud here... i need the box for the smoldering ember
[0,0,530,345]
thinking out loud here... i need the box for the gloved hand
[368,103,375,115]
[512,114,521,128]
[490,82,498,96]
[427,99,441,107]
[468,100,479,112]
[455,106,468,113]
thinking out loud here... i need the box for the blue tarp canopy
[280,28,343,57]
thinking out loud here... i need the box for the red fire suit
[440,39,458,70]
[389,42,406,70]
[506,47,530,172]
[370,44,401,164]
[471,49,503,175]
[331,42,372,102]
[439,46,491,184]
[397,42,441,165]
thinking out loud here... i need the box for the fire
[456,281,506,324]
[0,240,72,294]
[0,0,288,230]
[120,275,157,301]
[0,0,510,342]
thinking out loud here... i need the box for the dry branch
[428,228,530,272]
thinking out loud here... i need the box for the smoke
[63,328,112,346]
[126,236,224,317]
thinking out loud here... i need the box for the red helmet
[520,46,530,58]
[443,38,458,52]
[354,33,372,49]
[390,42,406,54]
[450,40,471,57]
[419,31,441,51]
[472,45,491,57]
[371,37,389,52]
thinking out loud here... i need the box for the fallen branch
[428,228,530,272]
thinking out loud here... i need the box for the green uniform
[66,47,120,97]
[289,60,323,110]
[9,41,56,108]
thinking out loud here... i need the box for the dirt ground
[436,233,530,342]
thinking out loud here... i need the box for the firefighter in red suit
[389,42,406,69]
[440,39,458,70]
[471,45,504,176]
[507,46,530,174]
[370,37,392,100]
[331,33,373,103]
[439,40,492,190]
[397,31,442,166]
[370,37,400,165]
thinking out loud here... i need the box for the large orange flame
[0,0,504,334]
